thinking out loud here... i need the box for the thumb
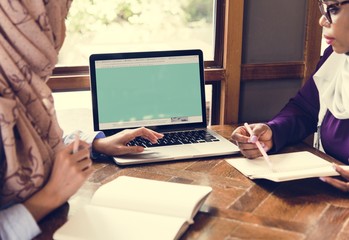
[252,124,270,139]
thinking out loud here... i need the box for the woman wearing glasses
[231,0,349,192]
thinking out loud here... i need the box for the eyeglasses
[318,0,349,23]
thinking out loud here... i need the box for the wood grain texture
[35,125,349,240]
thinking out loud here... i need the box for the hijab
[0,0,72,207]
[313,51,349,150]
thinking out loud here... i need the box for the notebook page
[226,151,335,181]
[53,205,187,240]
[90,176,212,221]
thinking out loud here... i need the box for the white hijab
[313,51,349,150]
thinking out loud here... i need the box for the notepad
[226,151,349,182]
[53,176,212,240]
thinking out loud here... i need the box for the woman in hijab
[231,0,349,192]
[0,1,163,239]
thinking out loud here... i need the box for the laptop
[89,49,239,165]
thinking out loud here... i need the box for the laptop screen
[89,50,206,133]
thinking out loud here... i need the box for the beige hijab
[0,0,72,207]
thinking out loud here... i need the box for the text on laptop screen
[95,55,203,130]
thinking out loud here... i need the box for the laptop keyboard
[127,129,220,148]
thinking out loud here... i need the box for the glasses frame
[318,0,349,23]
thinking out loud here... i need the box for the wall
[239,0,308,123]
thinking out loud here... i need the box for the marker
[244,123,275,172]
[73,132,80,154]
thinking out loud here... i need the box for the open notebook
[226,151,349,182]
[89,49,239,165]
[53,176,212,240]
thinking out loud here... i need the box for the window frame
[49,0,321,125]
[49,0,234,125]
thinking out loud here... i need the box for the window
[52,0,228,125]
[58,0,216,66]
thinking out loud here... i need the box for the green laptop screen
[94,55,203,129]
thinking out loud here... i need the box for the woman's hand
[24,140,93,221]
[92,127,164,156]
[231,123,273,159]
[320,164,349,192]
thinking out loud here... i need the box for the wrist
[23,184,64,222]
[92,131,107,153]
[92,138,104,153]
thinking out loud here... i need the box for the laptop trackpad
[114,146,197,164]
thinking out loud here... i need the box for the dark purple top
[268,46,349,164]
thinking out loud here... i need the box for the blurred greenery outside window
[55,0,216,123]
[58,0,215,66]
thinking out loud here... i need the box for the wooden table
[35,122,349,240]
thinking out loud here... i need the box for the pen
[73,132,80,154]
[244,122,275,172]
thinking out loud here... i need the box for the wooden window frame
[223,0,322,124]
[48,0,321,125]
[49,0,234,125]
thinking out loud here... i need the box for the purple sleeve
[267,46,333,152]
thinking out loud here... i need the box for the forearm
[268,109,317,152]
[23,183,63,222]
[268,46,333,152]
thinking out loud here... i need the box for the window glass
[58,0,215,66]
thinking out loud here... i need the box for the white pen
[244,122,275,172]
[73,132,80,154]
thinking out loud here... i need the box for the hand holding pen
[243,123,275,172]
[231,123,275,170]
[41,132,93,215]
